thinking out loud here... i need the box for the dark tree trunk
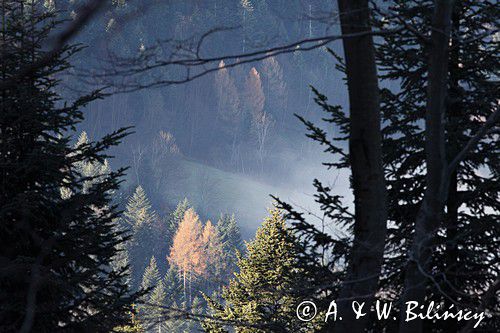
[444,170,459,332]
[443,6,463,331]
[332,1,387,331]
[399,1,455,332]
[442,6,462,330]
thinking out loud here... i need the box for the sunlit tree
[261,56,287,125]
[216,213,244,284]
[203,208,318,332]
[215,60,241,125]
[202,220,224,291]
[242,67,272,172]
[141,256,161,291]
[243,67,265,119]
[168,208,206,304]
[123,186,158,287]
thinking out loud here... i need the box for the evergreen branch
[0,0,107,91]
[447,107,500,176]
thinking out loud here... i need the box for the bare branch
[78,27,402,92]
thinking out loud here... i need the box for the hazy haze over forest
[66,0,353,236]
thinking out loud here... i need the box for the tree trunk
[399,1,455,332]
[183,269,186,304]
[189,271,192,305]
[445,169,459,332]
[332,1,387,331]
[443,7,462,331]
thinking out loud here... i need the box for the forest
[0,0,498,332]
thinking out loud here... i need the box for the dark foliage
[374,1,499,331]
[0,1,138,331]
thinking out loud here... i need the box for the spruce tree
[186,296,204,333]
[164,266,182,302]
[123,186,158,287]
[147,280,167,333]
[0,1,136,330]
[203,209,318,333]
[112,232,133,286]
[163,198,191,262]
[123,186,158,229]
[162,268,184,332]
[274,2,499,331]
[373,1,499,330]
[72,131,111,193]
[202,220,224,292]
[141,256,161,291]
[216,213,244,253]
[169,198,190,233]
[216,213,244,284]
[139,256,171,332]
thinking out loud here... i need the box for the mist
[69,0,352,238]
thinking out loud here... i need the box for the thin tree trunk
[445,169,459,331]
[332,1,387,331]
[189,271,192,305]
[443,7,462,331]
[183,269,186,304]
[399,1,455,332]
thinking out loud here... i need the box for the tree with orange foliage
[215,61,241,125]
[261,56,287,126]
[168,208,205,304]
[201,221,224,292]
[242,67,273,172]
[243,67,265,119]
[215,61,243,166]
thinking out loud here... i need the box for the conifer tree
[73,131,111,193]
[147,280,167,333]
[217,214,244,252]
[162,267,184,332]
[61,131,112,198]
[141,256,161,291]
[216,213,244,283]
[186,296,204,333]
[203,209,317,332]
[215,60,243,164]
[123,186,158,229]
[373,1,499,330]
[112,232,133,286]
[168,198,191,243]
[0,1,136,330]
[139,256,170,332]
[123,186,158,287]
[161,301,183,333]
[202,220,224,291]
[164,266,182,302]
[243,67,272,171]
[275,2,499,331]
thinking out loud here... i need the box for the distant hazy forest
[68,0,347,236]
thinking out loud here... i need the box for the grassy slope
[161,159,322,238]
